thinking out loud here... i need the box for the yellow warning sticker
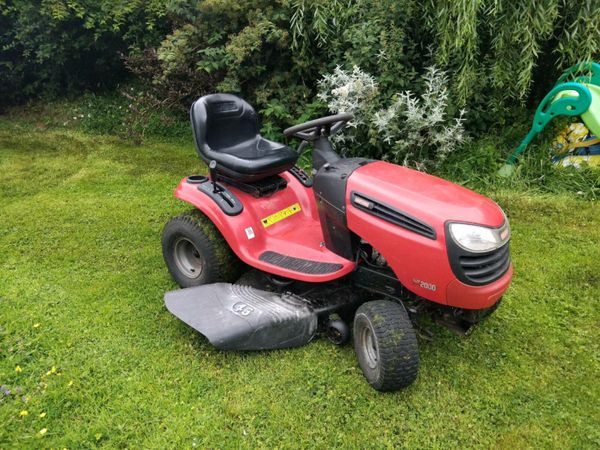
[261,203,302,228]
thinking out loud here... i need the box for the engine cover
[346,161,510,308]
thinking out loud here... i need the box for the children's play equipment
[499,61,600,176]
[551,123,600,167]
[162,93,513,391]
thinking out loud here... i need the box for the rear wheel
[353,300,419,391]
[162,210,242,287]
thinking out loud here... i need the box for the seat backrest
[190,93,259,162]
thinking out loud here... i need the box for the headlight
[448,219,510,253]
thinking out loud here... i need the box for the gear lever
[209,160,220,193]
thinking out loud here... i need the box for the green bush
[317,65,468,167]
[74,90,189,142]
[0,0,170,107]
[120,0,600,139]
[2,0,600,150]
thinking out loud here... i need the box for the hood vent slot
[350,192,436,240]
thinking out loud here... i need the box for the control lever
[209,160,220,193]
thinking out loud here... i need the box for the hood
[347,161,505,228]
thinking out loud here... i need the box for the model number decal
[232,302,254,316]
[412,279,437,291]
[260,203,301,228]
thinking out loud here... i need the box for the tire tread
[354,300,419,391]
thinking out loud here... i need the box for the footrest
[259,251,344,275]
[165,283,317,350]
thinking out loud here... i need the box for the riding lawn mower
[162,94,513,392]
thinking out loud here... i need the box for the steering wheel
[284,112,353,143]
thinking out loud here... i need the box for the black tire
[162,210,242,287]
[353,300,419,392]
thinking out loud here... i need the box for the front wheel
[353,300,419,391]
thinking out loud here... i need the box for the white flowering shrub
[318,66,468,169]
[317,65,379,131]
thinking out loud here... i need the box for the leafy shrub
[318,66,379,129]
[374,67,467,168]
[2,0,600,149]
[317,65,467,169]
[117,0,599,141]
[70,90,188,143]
[0,0,171,106]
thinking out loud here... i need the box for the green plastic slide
[581,84,600,137]
[499,61,600,177]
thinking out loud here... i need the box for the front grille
[456,243,511,285]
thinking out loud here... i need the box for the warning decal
[260,203,301,228]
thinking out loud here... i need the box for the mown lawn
[1,122,599,448]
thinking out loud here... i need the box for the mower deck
[165,283,320,350]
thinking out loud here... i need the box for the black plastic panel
[193,179,243,216]
[218,173,287,198]
[313,158,371,259]
[289,165,313,187]
[351,265,407,300]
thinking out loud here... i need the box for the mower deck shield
[164,283,318,350]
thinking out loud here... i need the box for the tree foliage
[0,0,170,107]
[1,0,600,133]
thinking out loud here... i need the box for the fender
[173,172,355,282]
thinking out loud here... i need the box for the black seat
[190,94,298,182]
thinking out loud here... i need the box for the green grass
[1,121,599,448]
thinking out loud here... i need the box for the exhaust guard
[164,283,318,350]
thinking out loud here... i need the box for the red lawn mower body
[346,161,512,309]
[175,159,512,310]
